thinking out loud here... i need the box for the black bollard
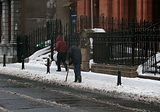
[117,71,122,86]
[3,54,6,67]
[46,58,50,74]
[22,55,25,69]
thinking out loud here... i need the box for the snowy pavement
[0,48,160,106]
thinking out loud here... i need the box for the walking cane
[65,64,70,81]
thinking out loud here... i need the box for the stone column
[0,0,9,62]
[79,29,90,72]
[1,0,8,44]
[10,0,21,43]
[7,0,21,62]
[0,0,21,63]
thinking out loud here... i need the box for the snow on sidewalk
[0,61,160,105]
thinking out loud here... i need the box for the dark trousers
[57,52,67,70]
[73,63,81,76]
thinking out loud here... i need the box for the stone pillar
[0,0,21,63]
[79,29,90,72]
[1,0,9,44]
[7,0,21,62]
[0,0,9,62]
[10,0,21,43]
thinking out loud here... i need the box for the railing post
[102,16,104,29]
[80,16,83,29]
[112,17,113,32]
[47,21,50,40]
[154,53,157,76]
[3,54,6,67]
[142,61,144,74]
[121,18,124,61]
[85,16,87,29]
[25,35,28,57]
[60,20,62,36]
[36,29,38,46]
[38,28,40,44]
[107,36,110,64]
[132,19,135,66]
[53,21,55,48]
[55,19,58,38]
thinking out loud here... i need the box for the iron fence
[92,34,159,66]
[17,19,61,62]
[17,16,160,74]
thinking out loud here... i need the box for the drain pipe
[91,0,93,29]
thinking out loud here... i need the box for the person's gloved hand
[69,62,72,66]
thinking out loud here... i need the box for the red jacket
[56,35,68,52]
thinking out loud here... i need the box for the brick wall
[76,0,159,26]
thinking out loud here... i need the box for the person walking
[68,42,82,83]
[56,35,68,71]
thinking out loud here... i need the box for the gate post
[79,29,90,72]
[132,19,135,66]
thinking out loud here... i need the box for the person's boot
[78,76,82,83]
[65,66,68,71]
[74,74,77,82]
[56,65,61,71]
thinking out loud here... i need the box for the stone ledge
[91,64,138,78]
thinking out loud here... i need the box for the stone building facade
[0,0,21,63]
[56,0,70,26]
[0,0,56,63]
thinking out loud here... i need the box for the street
[0,74,159,112]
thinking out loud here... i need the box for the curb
[138,75,160,81]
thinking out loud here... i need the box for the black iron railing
[17,16,160,75]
